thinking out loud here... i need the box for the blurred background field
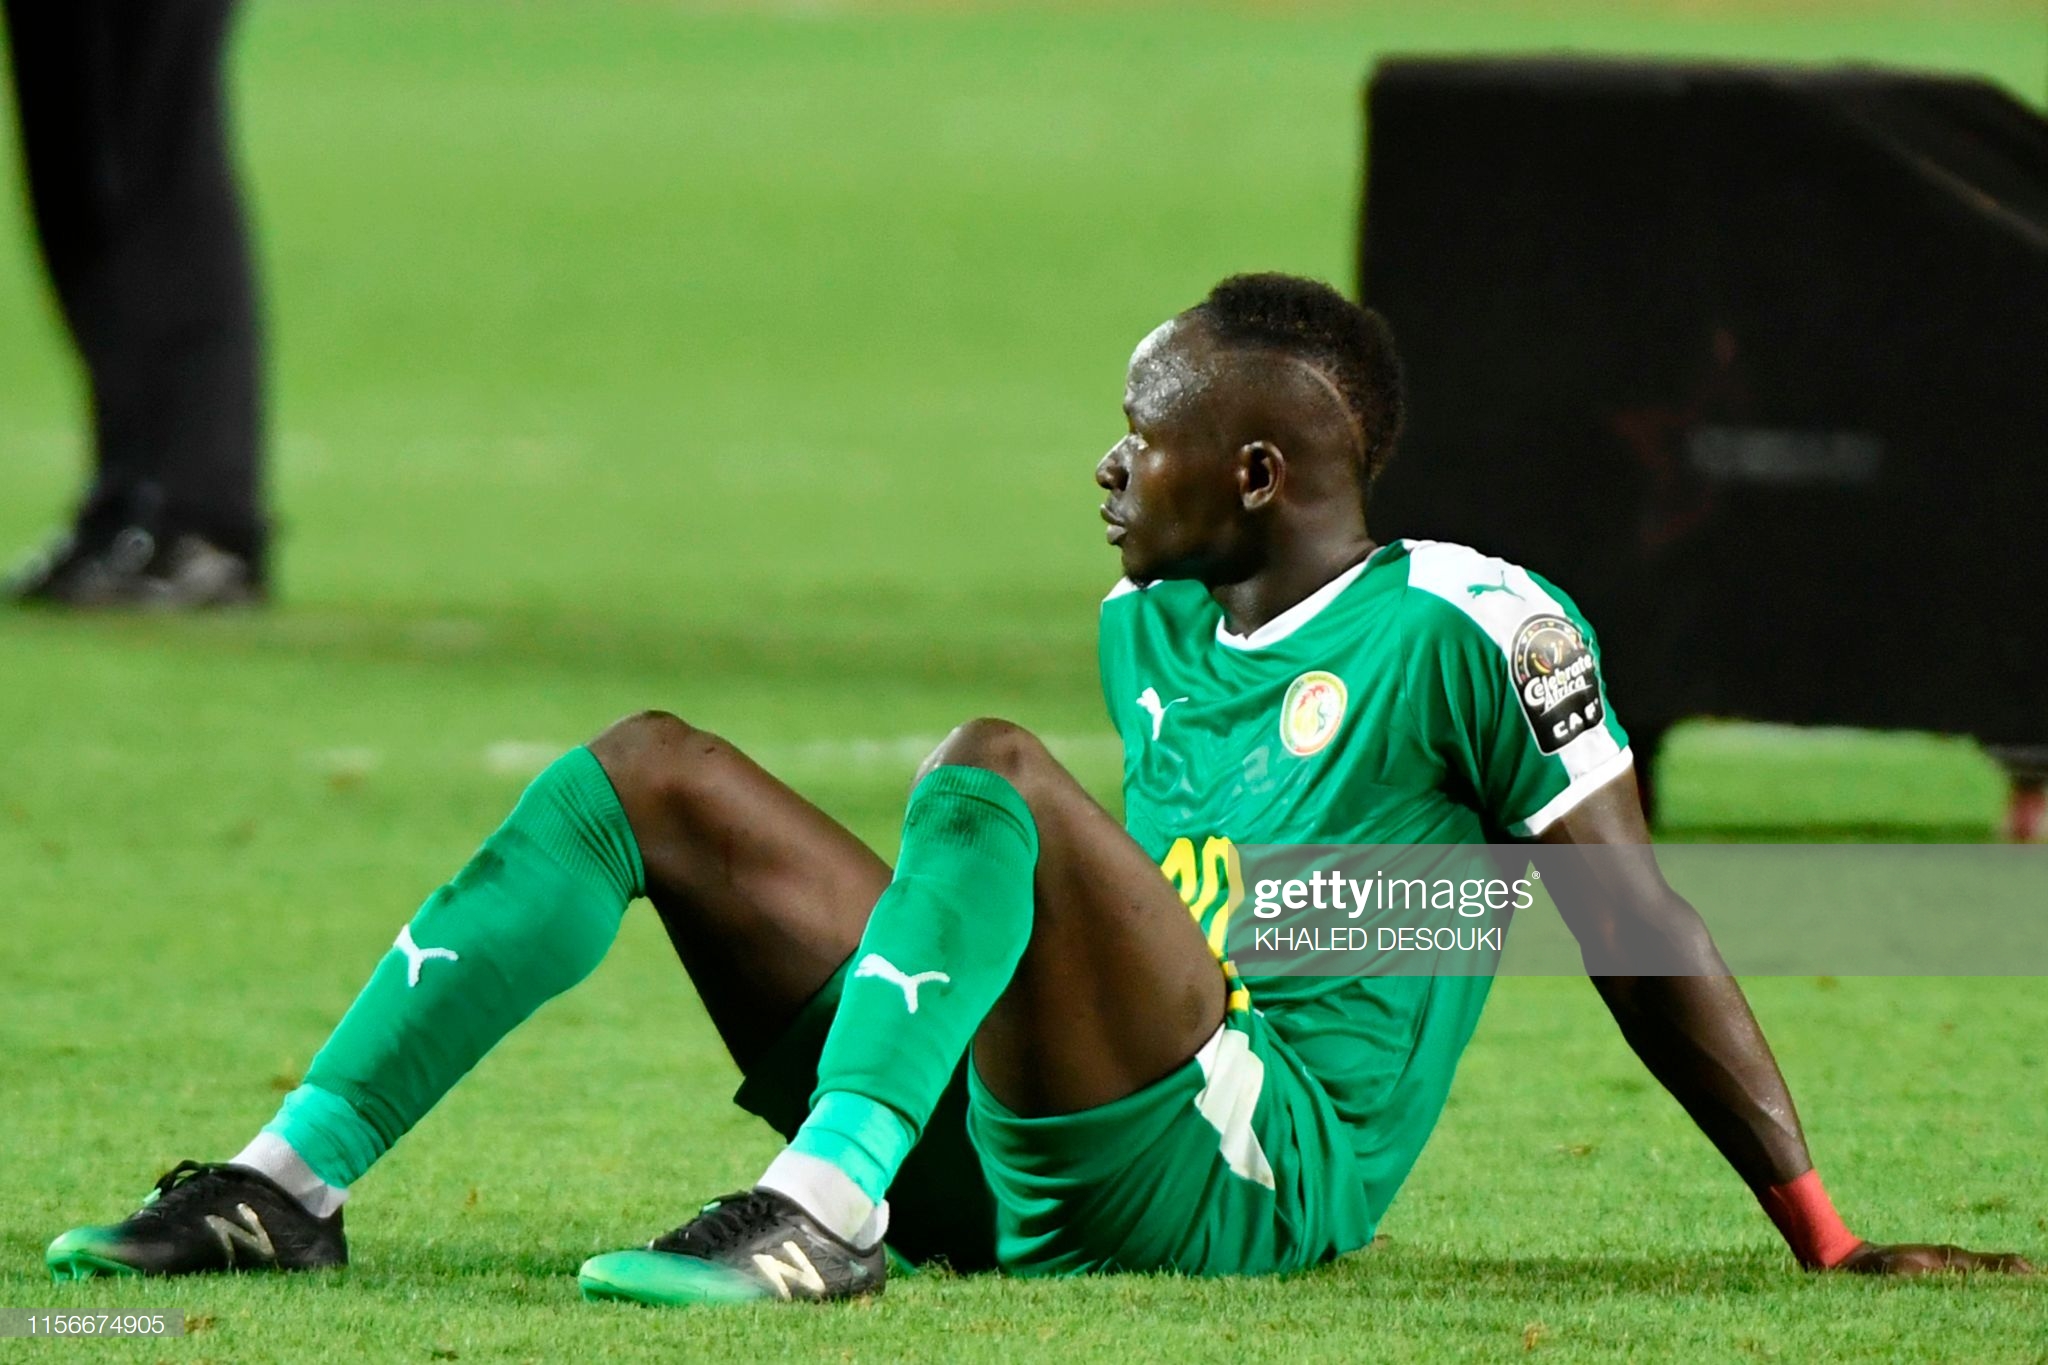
[1,2,2043,1360]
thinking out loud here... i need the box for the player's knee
[591,707,699,760]
[917,717,1051,790]
[588,709,733,812]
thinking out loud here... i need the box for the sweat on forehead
[1124,316,1223,416]
[1127,315,1357,450]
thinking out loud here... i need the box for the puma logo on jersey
[394,924,460,988]
[1136,686,1190,740]
[1468,570,1522,600]
[854,953,950,1014]
[204,1204,275,1266]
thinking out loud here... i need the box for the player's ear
[1238,441,1283,511]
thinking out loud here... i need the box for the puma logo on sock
[853,953,950,1014]
[394,924,460,987]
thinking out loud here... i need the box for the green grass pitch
[2,2,2043,1359]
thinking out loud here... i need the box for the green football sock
[264,746,643,1189]
[780,766,1038,1215]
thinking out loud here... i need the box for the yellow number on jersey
[1158,835,1245,960]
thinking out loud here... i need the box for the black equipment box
[1358,59,2048,813]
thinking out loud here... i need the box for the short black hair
[1193,273,1407,490]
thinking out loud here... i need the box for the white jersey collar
[1214,547,1387,652]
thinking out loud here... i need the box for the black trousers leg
[3,0,265,563]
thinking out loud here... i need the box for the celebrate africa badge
[1280,670,1348,757]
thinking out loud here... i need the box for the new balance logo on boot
[204,1204,275,1266]
[752,1241,827,1299]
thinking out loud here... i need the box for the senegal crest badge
[1279,670,1347,757]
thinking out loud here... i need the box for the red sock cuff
[1758,1169,1863,1269]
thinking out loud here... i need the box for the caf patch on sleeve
[1509,615,1605,754]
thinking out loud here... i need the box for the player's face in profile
[1096,317,1248,584]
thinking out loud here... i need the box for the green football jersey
[1099,538,1633,1222]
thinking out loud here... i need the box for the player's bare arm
[1539,771,2032,1276]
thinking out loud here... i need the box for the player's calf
[583,754,1040,1305]
[586,707,887,1067]
[47,743,645,1280]
[918,715,1228,1119]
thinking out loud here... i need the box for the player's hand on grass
[1830,1242,2034,1275]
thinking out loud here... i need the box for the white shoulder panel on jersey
[1103,577,1143,602]
[1401,538,1564,646]
[1401,539,1630,835]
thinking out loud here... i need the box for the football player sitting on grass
[48,275,2030,1301]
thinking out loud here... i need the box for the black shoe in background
[7,524,265,609]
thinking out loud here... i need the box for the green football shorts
[734,961,1375,1277]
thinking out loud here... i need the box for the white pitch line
[308,747,382,780]
[483,740,567,778]
[405,618,491,654]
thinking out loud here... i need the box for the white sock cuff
[757,1148,886,1248]
[230,1132,349,1220]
